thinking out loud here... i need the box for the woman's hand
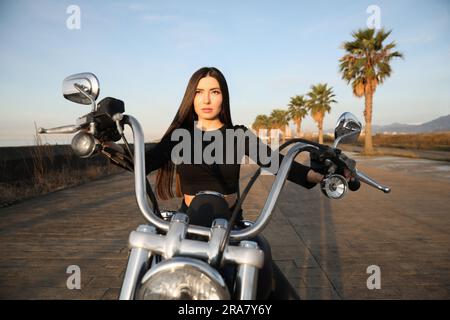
[306,167,357,185]
[307,169,324,184]
[343,167,356,182]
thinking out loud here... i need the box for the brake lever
[38,124,81,134]
[355,169,391,193]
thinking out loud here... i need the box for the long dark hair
[155,67,233,200]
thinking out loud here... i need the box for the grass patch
[0,127,121,207]
[364,132,450,151]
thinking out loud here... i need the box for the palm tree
[307,83,337,144]
[339,28,403,154]
[269,109,290,141]
[252,114,271,136]
[288,95,308,138]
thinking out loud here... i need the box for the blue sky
[0,0,449,146]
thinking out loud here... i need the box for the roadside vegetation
[0,127,121,207]
[252,27,404,155]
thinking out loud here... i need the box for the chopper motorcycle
[39,73,391,300]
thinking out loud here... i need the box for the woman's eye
[212,90,221,95]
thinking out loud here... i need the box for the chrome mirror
[62,73,100,107]
[333,112,362,148]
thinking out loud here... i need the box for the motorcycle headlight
[71,131,99,158]
[321,174,348,199]
[136,257,230,300]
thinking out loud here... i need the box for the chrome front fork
[119,225,261,300]
[119,224,156,300]
[235,241,260,300]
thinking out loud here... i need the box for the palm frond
[339,27,403,94]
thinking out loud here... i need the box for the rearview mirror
[62,73,100,105]
[333,112,362,148]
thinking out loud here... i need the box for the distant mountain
[323,114,450,134]
[372,114,450,133]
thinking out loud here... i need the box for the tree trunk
[364,89,374,154]
[295,118,302,138]
[318,120,323,144]
[312,111,324,143]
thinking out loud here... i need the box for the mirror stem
[332,131,359,148]
[74,83,97,112]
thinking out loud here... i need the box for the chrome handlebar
[39,115,391,240]
[231,142,318,240]
[124,115,319,240]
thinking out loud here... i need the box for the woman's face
[193,76,223,122]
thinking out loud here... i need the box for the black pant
[178,197,273,299]
[178,197,244,227]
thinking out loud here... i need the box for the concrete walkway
[0,155,449,299]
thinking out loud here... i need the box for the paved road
[0,154,449,299]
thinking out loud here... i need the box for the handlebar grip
[348,178,361,191]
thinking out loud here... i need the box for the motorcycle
[39,72,391,300]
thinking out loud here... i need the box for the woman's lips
[201,108,213,113]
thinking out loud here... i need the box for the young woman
[144,67,326,299]
[144,67,324,227]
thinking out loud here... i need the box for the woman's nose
[203,92,211,104]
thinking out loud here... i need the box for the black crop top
[145,124,316,195]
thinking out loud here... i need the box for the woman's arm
[240,126,321,189]
[144,135,174,175]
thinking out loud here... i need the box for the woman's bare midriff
[184,193,237,208]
